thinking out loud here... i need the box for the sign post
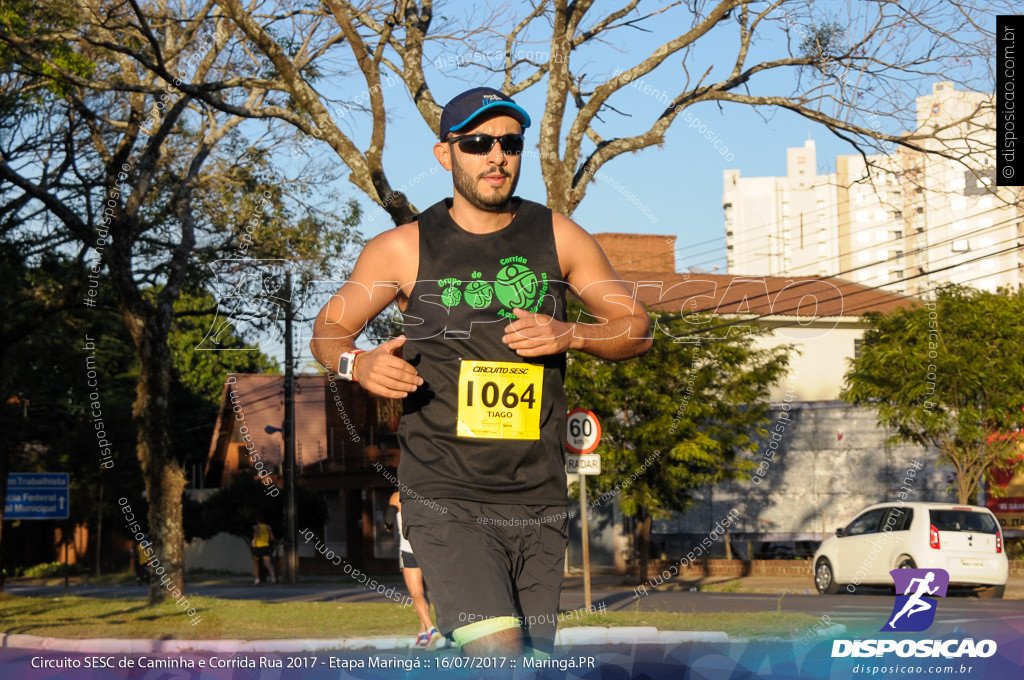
[4,473,69,520]
[5,473,71,595]
[566,409,601,612]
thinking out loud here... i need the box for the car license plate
[961,560,983,568]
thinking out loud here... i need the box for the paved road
[565,588,1024,639]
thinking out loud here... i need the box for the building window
[952,240,970,252]
[854,338,864,360]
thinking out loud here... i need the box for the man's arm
[502,213,652,360]
[309,225,422,398]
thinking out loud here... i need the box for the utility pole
[284,270,298,584]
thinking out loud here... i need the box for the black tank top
[397,197,568,505]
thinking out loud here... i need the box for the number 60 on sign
[566,408,601,454]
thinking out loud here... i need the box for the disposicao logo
[882,568,948,632]
[830,568,997,659]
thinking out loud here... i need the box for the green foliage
[20,561,87,578]
[565,307,793,519]
[1,264,280,567]
[0,0,94,100]
[169,289,279,406]
[842,285,1024,503]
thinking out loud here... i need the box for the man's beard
[451,158,520,213]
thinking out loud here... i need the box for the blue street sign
[4,473,69,520]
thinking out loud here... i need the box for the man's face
[442,114,523,212]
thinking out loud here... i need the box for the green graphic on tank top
[437,257,548,319]
[464,271,494,309]
[438,277,463,308]
[493,256,548,319]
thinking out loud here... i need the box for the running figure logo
[882,568,949,632]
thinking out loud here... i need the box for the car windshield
[929,509,999,534]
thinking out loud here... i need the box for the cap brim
[449,101,532,134]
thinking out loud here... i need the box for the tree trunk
[133,316,186,603]
[637,508,651,583]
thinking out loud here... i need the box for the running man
[310,87,651,656]
[888,571,939,628]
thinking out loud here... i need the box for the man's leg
[401,563,433,633]
[459,620,522,656]
[402,498,524,655]
[513,506,568,655]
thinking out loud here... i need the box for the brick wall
[644,558,1024,579]
[594,233,676,273]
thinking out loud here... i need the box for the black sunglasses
[447,133,525,156]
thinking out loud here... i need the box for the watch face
[338,355,352,376]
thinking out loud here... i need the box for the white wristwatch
[336,350,364,382]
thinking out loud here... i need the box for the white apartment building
[723,82,1023,296]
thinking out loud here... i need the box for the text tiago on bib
[456,360,543,440]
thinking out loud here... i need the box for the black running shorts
[400,497,568,651]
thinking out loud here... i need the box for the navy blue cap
[439,87,531,141]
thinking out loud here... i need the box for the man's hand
[502,308,577,356]
[353,335,423,399]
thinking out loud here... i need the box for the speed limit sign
[566,408,601,454]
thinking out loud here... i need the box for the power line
[674,241,1023,337]
[613,195,1012,276]
[649,214,1021,320]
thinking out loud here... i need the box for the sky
[279,0,991,365]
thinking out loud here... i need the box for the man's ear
[433,141,452,171]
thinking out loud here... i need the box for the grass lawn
[0,593,823,641]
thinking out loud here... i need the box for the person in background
[386,491,442,649]
[251,519,276,584]
[130,542,149,585]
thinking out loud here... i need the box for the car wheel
[976,585,1005,599]
[815,557,841,594]
[896,556,916,570]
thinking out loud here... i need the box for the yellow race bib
[457,360,543,440]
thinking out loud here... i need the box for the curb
[0,627,732,653]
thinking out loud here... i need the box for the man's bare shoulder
[365,221,419,253]
[356,222,419,280]
[551,211,602,275]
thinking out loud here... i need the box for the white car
[813,502,1008,598]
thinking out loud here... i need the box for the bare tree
[0,0,352,601]
[55,0,1003,225]
[28,1,1010,224]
